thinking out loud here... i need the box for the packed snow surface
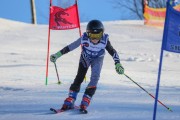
[0,18,180,120]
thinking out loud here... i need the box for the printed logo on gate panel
[54,10,72,26]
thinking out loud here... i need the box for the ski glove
[50,51,62,63]
[115,63,124,74]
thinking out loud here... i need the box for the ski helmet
[86,20,104,39]
[86,20,104,34]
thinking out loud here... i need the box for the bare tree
[148,0,166,8]
[112,0,144,20]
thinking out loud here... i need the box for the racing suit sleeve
[105,40,120,64]
[59,37,81,55]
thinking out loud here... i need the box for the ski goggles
[88,32,103,40]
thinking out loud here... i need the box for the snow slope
[0,18,180,120]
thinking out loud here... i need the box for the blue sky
[0,0,142,24]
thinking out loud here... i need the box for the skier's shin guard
[61,90,78,110]
[68,90,78,100]
[80,87,96,110]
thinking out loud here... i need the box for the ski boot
[79,94,91,114]
[61,90,78,111]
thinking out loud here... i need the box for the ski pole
[123,73,173,112]
[53,62,61,84]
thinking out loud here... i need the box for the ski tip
[50,108,59,113]
[50,108,55,111]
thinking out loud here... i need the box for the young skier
[50,19,124,113]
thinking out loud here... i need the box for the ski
[50,108,64,113]
[50,106,88,114]
[50,105,80,114]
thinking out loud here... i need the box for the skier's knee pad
[84,86,97,97]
